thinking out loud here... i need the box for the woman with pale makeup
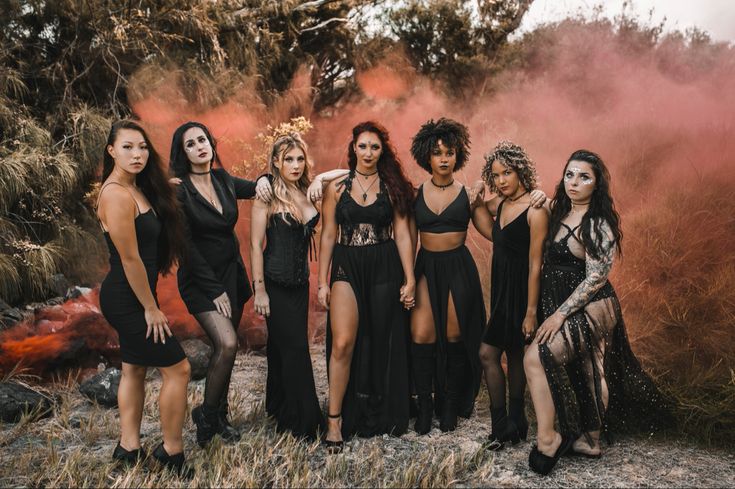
[478,142,548,451]
[524,150,671,475]
[408,118,494,435]
[318,121,416,452]
[97,120,192,477]
[249,133,348,440]
[169,121,273,447]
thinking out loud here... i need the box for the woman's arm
[229,172,273,202]
[522,207,549,341]
[100,188,171,343]
[471,202,494,241]
[307,169,350,202]
[317,179,341,309]
[394,209,416,309]
[249,198,270,317]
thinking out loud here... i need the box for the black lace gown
[263,212,325,440]
[326,175,410,438]
[538,224,672,440]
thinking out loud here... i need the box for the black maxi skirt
[327,240,410,439]
[265,278,325,440]
[414,245,485,418]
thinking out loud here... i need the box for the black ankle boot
[112,443,147,465]
[152,442,194,479]
[484,407,509,451]
[192,403,219,447]
[411,342,436,435]
[440,342,466,432]
[508,396,528,441]
[217,397,241,442]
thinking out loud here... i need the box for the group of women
[96,117,669,478]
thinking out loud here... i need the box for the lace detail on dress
[338,222,392,246]
[335,172,394,247]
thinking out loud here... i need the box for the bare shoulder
[527,205,548,223]
[485,195,502,216]
[98,183,135,212]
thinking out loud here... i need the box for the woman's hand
[317,284,331,310]
[529,189,547,208]
[468,180,486,208]
[535,311,565,344]
[255,177,274,202]
[145,307,173,344]
[169,177,182,186]
[522,314,538,344]
[213,291,232,319]
[253,290,270,317]
[307,178,324,202]
[400,280,416,310]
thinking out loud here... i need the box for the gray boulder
[79,367,121,407]
[0,382,54,423]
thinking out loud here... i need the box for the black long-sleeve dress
[263,212,325,440]
[176,168,256,320]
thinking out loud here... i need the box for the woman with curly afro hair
[478,141,548,451]
[407,117,495,434]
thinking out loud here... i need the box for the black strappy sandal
[323,413,345,454]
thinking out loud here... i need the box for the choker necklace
[190,169,211,175]
[430,178,454,190]
[356,168,378,178]
[507,190,528,202]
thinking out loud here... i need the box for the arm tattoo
[558,220,616,318]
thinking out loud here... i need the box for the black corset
[336,174,393,246]
[264,212,319,286]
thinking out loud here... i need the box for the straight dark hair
[169,121,222,178]
[102,120,185,273]
[547,150,622,260]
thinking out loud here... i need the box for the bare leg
[158,358,191,455]
[118,363,147,451]
[326,281,359,443]
[524,343,561,456]
[410,277,436,344]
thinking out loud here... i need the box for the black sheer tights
[194,310,240,409]
[481,345,526,411]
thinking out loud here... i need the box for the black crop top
[263,212,319,286]
[335,174,393,246]
[414,185,470,233]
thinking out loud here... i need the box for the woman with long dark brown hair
[97,120,192,477]
[317,121,416,452]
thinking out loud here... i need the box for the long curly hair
[169,121,222,178]
[268,132,313,223]
[481,141,538,194]
[547,150,623,260]
[410,118,471,173]
[101,120,185,273]
[347,121,414,216]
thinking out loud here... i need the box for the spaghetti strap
[97,182,141,216]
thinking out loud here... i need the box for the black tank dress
[99,195,186,367]
[326,174,410,438]
[483,200,530,352]
[413,185,485,418]
[263,212,325,440]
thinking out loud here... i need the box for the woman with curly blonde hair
[479,141,548,451]
[250,133,347,439]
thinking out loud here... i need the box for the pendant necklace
[355,173,379,202]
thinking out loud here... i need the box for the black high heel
[323,412,344,454]
[528,434,574,476]
[152,442,194,479]
[112,442,147,465]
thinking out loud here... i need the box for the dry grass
[0,351,733,488]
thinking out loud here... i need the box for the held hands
[522,314,538,344]
[535,311,564,344]
[529,189,547,208]
[400,280,416,310]
[255,177,274,203]
[317,284,331,310]
[307,178,324,203]
[145,307,173,344]
[213,291,232,319]
[253,290,270,317]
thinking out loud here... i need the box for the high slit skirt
[265,279,325,440]
[414,245,485,418]
[327,240,410,439]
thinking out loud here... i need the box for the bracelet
[318,284,329,290]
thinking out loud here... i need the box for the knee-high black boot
[508,396,528,441]
[440,342,466,432]
[411,342,436,435]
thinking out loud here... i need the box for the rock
[79,367,121,407]
[245,325,268,352]
[0,382,54,423]
[181,338,212,381]
[48,274,71,297]
[0,304,24,330]
[65,286,91,300]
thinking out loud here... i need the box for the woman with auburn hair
[478,141,548,451]
[169,121,273,447]
[524,150,671,475]
[97,120,192,477]
[317,121,416,452]
[250,132,347,440]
